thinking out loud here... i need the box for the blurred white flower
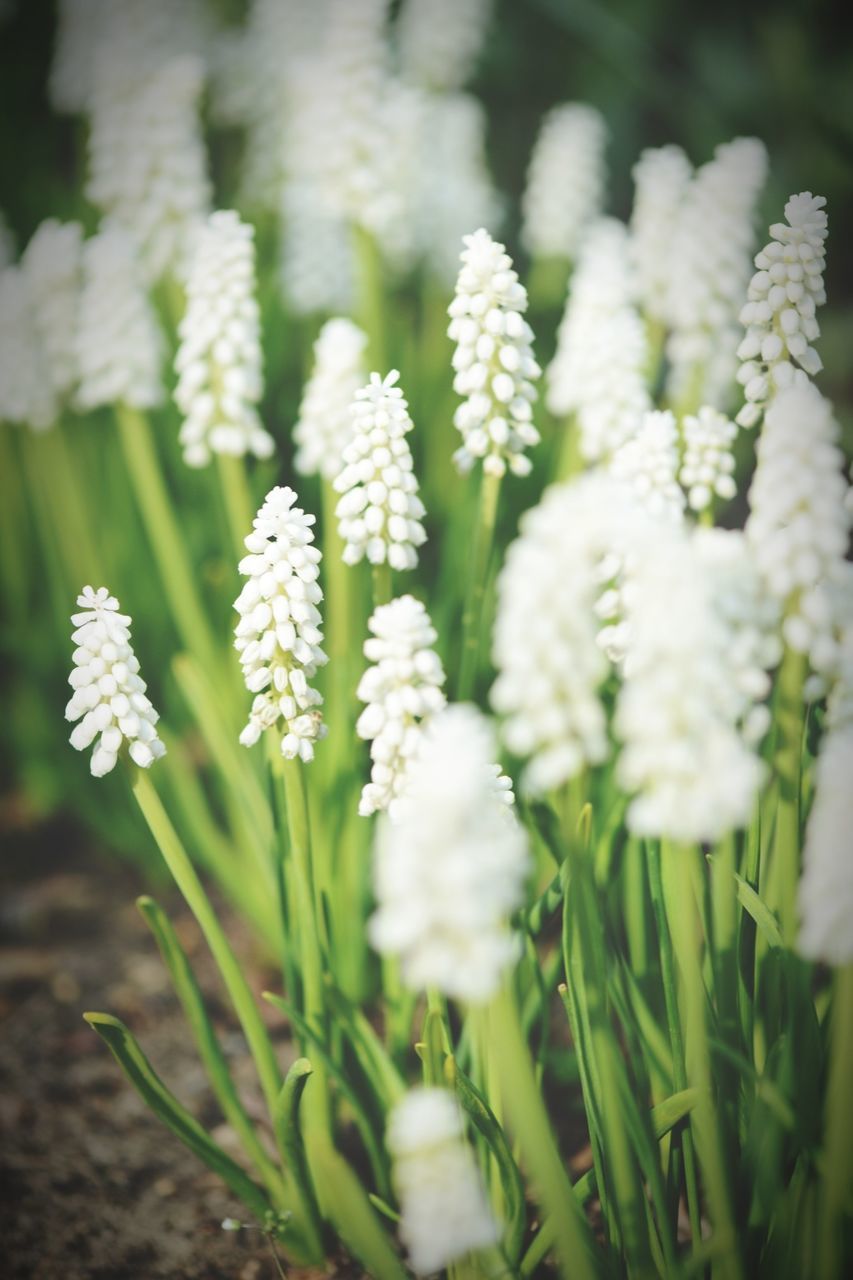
[49,0,107,114]
[736,192,828,428]
[175,210,273,468]
[610,409,685,523]
[680,406,738,512]
[369,704,525,1002]
[21,219,83,407]
[356,595,447,817]
[449,228,540,477]
[396,0,494,92]
[74,228,165,412]
[521,103,607,262]
[0,266,58,430]
[294,319,369,481]
[66,586,166,777]
[334,371,426,571]
[387,1086,500,1275]
[234,486,328,762]
[629,144,692,323]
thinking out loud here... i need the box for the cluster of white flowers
[609,410,685,523]
[746,383,850,679]
[356,596,446,817]
[174,211,273,468]
[664,137,767,410]
[74,229,165,412]
[387,1086,499,1275]
[396,0,494,92]
[679,406,738,512]
[333,371,426,571]
[21,219,83,410]
[0,266,58,429]
[448,228,540,476]
[629,144,692,323]
[546,218,651,461]
[521,103,607,262]
[66,586,166,777]
[735,192,828,428]
[233,487,327,762]
[370,704,525,1002]
[87,53,211,281]
[293,319,368,481]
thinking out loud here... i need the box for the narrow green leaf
[271,1059,324,1259]
[322,983,407,1106]
[310,1140,407,1280]
[368,1194,401,1224]
[733,872,783,950]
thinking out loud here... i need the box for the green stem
[131,770,283,1116]
[353,223,385,371]
[216,452,256,561]
[816,963,853,1280]
[768,645,806,943]
[371,561,392,610]
[457,469,501,701]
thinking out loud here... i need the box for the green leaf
[310,1140,407,1280]
[271,1058,324,1259]
[734,871,783,950]
[368,1194,401,1224]
[84,1012,270,1222]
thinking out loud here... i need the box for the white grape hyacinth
[234,487,328,762]
[680,406,738,513]
[609,409,685,523]
[387,1086,500,1275]
[396,0,494,92]
[21,219,83,410]
[293,318,368,481]
[369,704,526,1003]
[521,103,607,262]
[629,144,692,323]
[448,228,541,477]
[0,266,58,430]
[356,596,447,817]
[175,211,274,468]
[334,371,426,571]
[736,192,828,428]
[66,586,166,777]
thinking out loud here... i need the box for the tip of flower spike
[358,370,401,401]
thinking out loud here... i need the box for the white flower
[74,228,165,412]
[735,192,828,428]
[521,103,607,262]
[448,228,541,477]
[609,409,685,523]
[356,596,447,817]
[798,718,853,966]
[369,704,526,1003]
[546,218,651,461]
[629,144,692,323]
[333,371,426,571]
[680,406,738,512]
[0,266,57,430]
[664,137,767,411]
[294,318,368,480]
[174,211,273,468]
[396,0,494,92]
[387,1086,500,1275]
[21,219,83,406]
[745,383,850,676]
[66,586,166,777]
[234,487,327,762]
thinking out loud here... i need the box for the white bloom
[21,219,83,406]
[369,704,526,1003]
[174,211,273,468]
[735,192,828,428]
[680,406,738,512]
[0,267,57,430]
[521,103,607,262]
[546,219,651,461]
[610,409,685,522]
[66,586,166,777]
[449,228,541,477]
[387,1087,500,1275]
[356,596,447,817]
[294,319,369,481]
[396,0,494,91]
[74,229,164,412]
[629,144,692,323]
[87,53,211,282]
[333,371,426,571]
[746,383,850,677]
[234,487,327,762]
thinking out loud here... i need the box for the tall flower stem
[353,224,385,371]
[372,562,392,610]
[216,452,255,561]
[457,469,501,700]
[766,645,806,943]
[816,963,853,1280]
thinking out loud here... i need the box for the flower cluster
[448,228,540,476]
[74,228,165,412]
[0,266,59,430]
[334,371,426,571]
[546,219,651,461]
[174,210,273,468]
[629,144,692,323]
[293,318,369,481]
[735,192,828,428]
[679,406,738,512]
[21,219,83,410]
[610,410,685,523]
[387,1086,499,1275]
[396,0,494,92]
[356,596,447,817]
[234,487,327,762]
[369,705,526,1002]
[521,103,607,262]
[66,586,166,777]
